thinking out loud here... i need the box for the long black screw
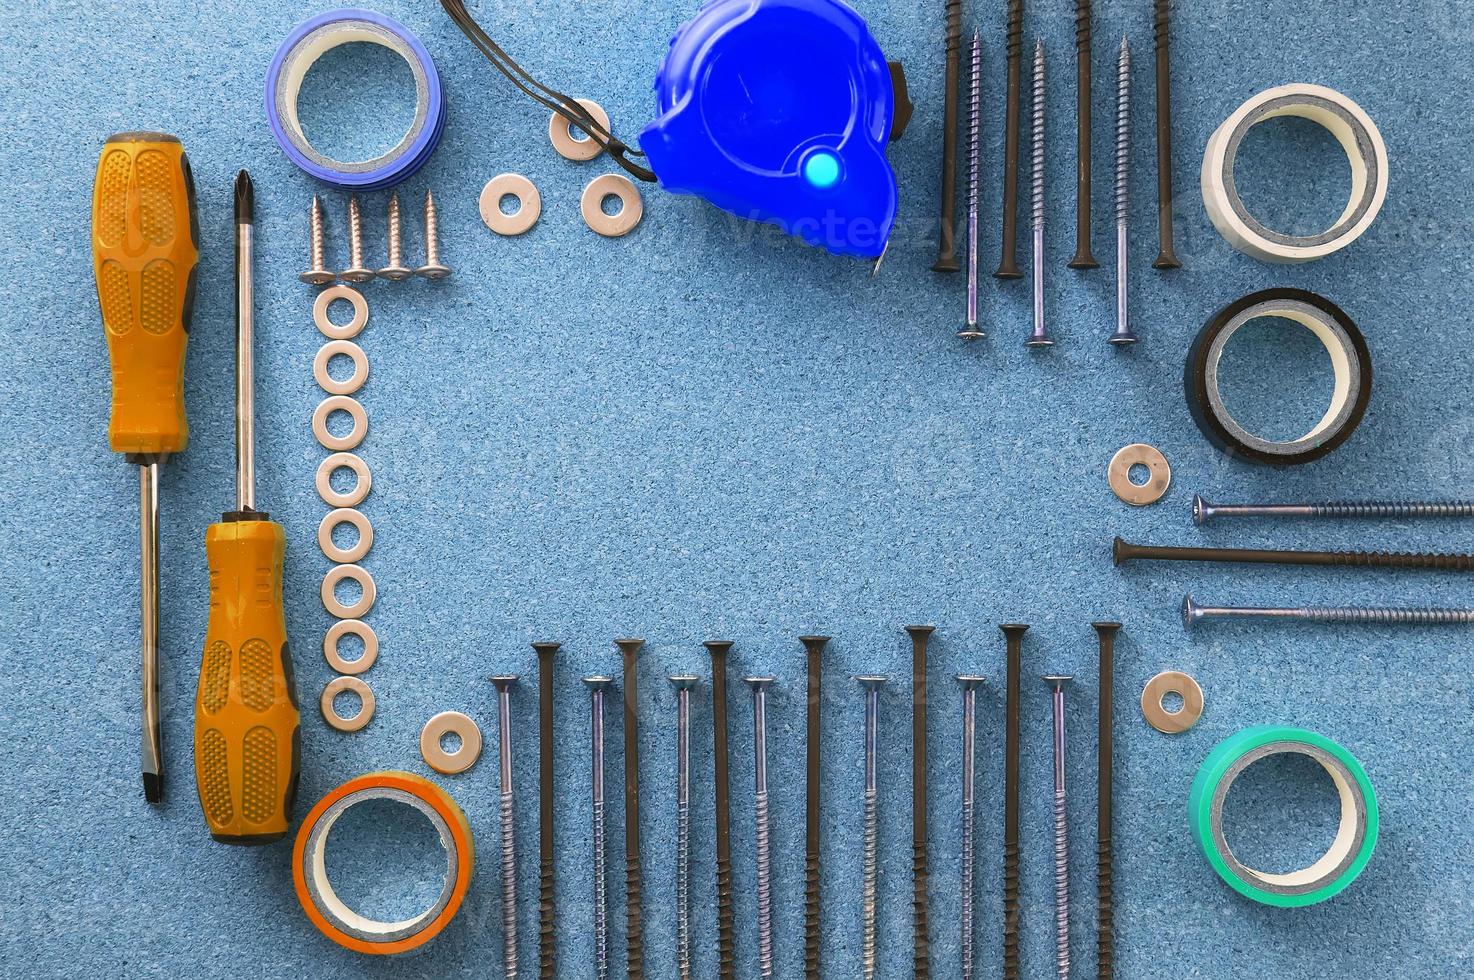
[616,638,646,980]
[801,634,830,980]
[907,625,936,979]
[533,642,561,980]
[1092,623,1121,980]
[1000,624,1028,980]
[1069,0,1099,269]
[934,0,964,272]
[1114,537,1474,571]
[704,640,737,980]
[996,0,1025,279]
[1152,0,1182,269]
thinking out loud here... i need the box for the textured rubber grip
[194,518,300,844]
[92,135,198,459]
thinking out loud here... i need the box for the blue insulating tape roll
[266,8,445,190]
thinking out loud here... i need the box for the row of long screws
[491,627,1123,979]
[952,0,1179,347]
[300,190,451,285]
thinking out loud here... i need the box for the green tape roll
[1188,725,1378,908]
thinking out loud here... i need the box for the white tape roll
[1202,84,1388,264]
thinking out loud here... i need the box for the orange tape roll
[293,771,473,955]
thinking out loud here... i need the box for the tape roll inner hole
[306,788,458,942]
[1211,742,1365,895]
[1231,116,1353,239]
[1203,302,1358,456]
[280,23,429,172]
[1222,95,1377,248]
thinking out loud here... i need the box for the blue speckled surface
[3,0,1473,976]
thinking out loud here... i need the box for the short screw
[1183,594,1474,629]
[856,676,888,980]
[584,676,614,980]
[339,196,375,283]
[746,676,777,979]
[299,196,336,285]
[1110,38,1138,346]
[492,675,521,979]
[957,675,987,980]
[669,675,700,980]
[417,189,452,279]
[616,638,646,980]
[1043,674,1073,979]
[378,192,414,281]
[1193,494,1474,525]
[959,31,987,341]
[1026,41,1054,350]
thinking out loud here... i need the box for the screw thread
[1075,0,1090,52]
[960,795,975,980]
[1115,41,1130,222]
[967,34,982,224]
[347,196,365,269]
[424,190,442,265]
[944,0,961,54]
[1316,501,1474,518]
[914,836,931,978]
[626,850,644,980]
[675,796,692,980]
[385,193,403,267]
[309,196,326,270]
[1339,550,1474,570]
[1155,0,1170,51]
[715,855,736,979]
[1003,839,1021,979]
[592,797,609,980]
[1097,833,1114,979]
[1053,789,1070,978]
[755,788,774,978]
[1305,606,1474,624]
[1031,42,1045,231]
[860,785,878,980]
[500,789,518,979]
[1006,0,1022,57]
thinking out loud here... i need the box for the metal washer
[316,452,372,508]
[1109,444,1172,506]
[324,619,379,675]
[321,676,375,732]
[479,174,541,236]
[548,98,611,161]
[419,711,484,775]
[1141,670,1204,733]
[313,285,368,340]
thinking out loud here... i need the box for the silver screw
[670,675,699,980]
[1193,493,1474,525]
[746,676,776,979]
[1025,40,1054,349]
[583,677,613,978]
[378,192,414,281]
[1109,38,1138,346]
[957,676,986,980]
[417,190,452,279]
[1043,675,1073,979]
[300,196,336,285]
[339,196,375,283]
[492,675,520,979]
[584,676,614,980]
[1183,594,1474,629]
[958,31,986,341]
[856,676,887,980]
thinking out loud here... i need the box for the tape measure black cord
[440,0,659,183]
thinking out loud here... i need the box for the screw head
[957,327,987,340]
[532,642,561,656]
[703,640,734,655]
[583,675,614,690]
[491,674,520,690]
[1108,331,1139,346]
[298,269,336,285]
[1041,675,1074,687]
[378,263,414,281]
[1025,336,1055,348]
[956,675,987,688]
[1182,594,1202,631]
[416,262,452,280]
[855,675,888,690]
[1192,494,1213,526]
[743,676,775,690]
[339,266,376,284]
[668,674,700,689]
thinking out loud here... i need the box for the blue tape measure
[640,0,905,260]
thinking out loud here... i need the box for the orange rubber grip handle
[91,133,198,459]
[194,518,301,844]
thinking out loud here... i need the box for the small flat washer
[581,174,643,238]
[322,563,377,619]
[1109,444,1172,506]
[324,619,379,675]
[322,676,375,732]
[1142,670,1204,734]
[549,98,611,161]
[314,285,369,340]
[318,507,374,563]
[313,395,368,452]
[313,340,369,395]
[420,711,484,775]
[479,174,541,236]
[316,452,372,508]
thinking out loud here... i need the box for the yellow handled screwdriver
[193,171,301,844]
[91,133,199,803]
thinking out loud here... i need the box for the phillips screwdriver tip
[234,170,253,225]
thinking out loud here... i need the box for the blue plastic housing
[640,0,898,260]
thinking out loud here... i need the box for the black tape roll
[1185,289,1372,466]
